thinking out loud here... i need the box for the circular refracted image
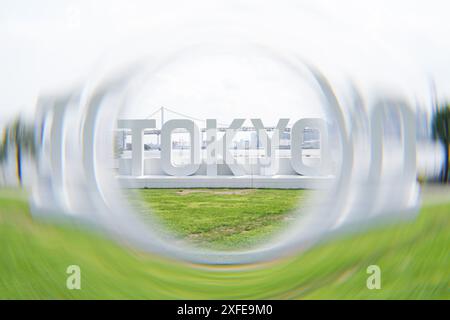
[112,44,340,256]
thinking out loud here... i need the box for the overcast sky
[1,0,450,126]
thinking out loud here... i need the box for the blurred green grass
[0,188,448,299]
[128,188,310,250]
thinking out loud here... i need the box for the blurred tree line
[432,103,450,183]
[0,118,36,185]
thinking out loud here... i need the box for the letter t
[117,119,156,176]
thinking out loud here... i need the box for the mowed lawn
[0,188,449,299]
[128,188,310,250]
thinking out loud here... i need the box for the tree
[0,118,37,186]
[0,129,6,164]
[432,104,450,183]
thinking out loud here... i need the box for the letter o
[290,118,330,176]
[161,119,201,176]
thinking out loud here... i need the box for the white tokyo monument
[116,114,335,189]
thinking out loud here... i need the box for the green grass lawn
[0,188,449,299]
[128,188,310,250]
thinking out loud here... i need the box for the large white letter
[206,119,218,176]
[221,119,246,176]
[251,118,289,175]
[161,119,201,176]
[291,118,330,176]
[117,119,156,176]
[205,119,246,176]
[368,99,416,211]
